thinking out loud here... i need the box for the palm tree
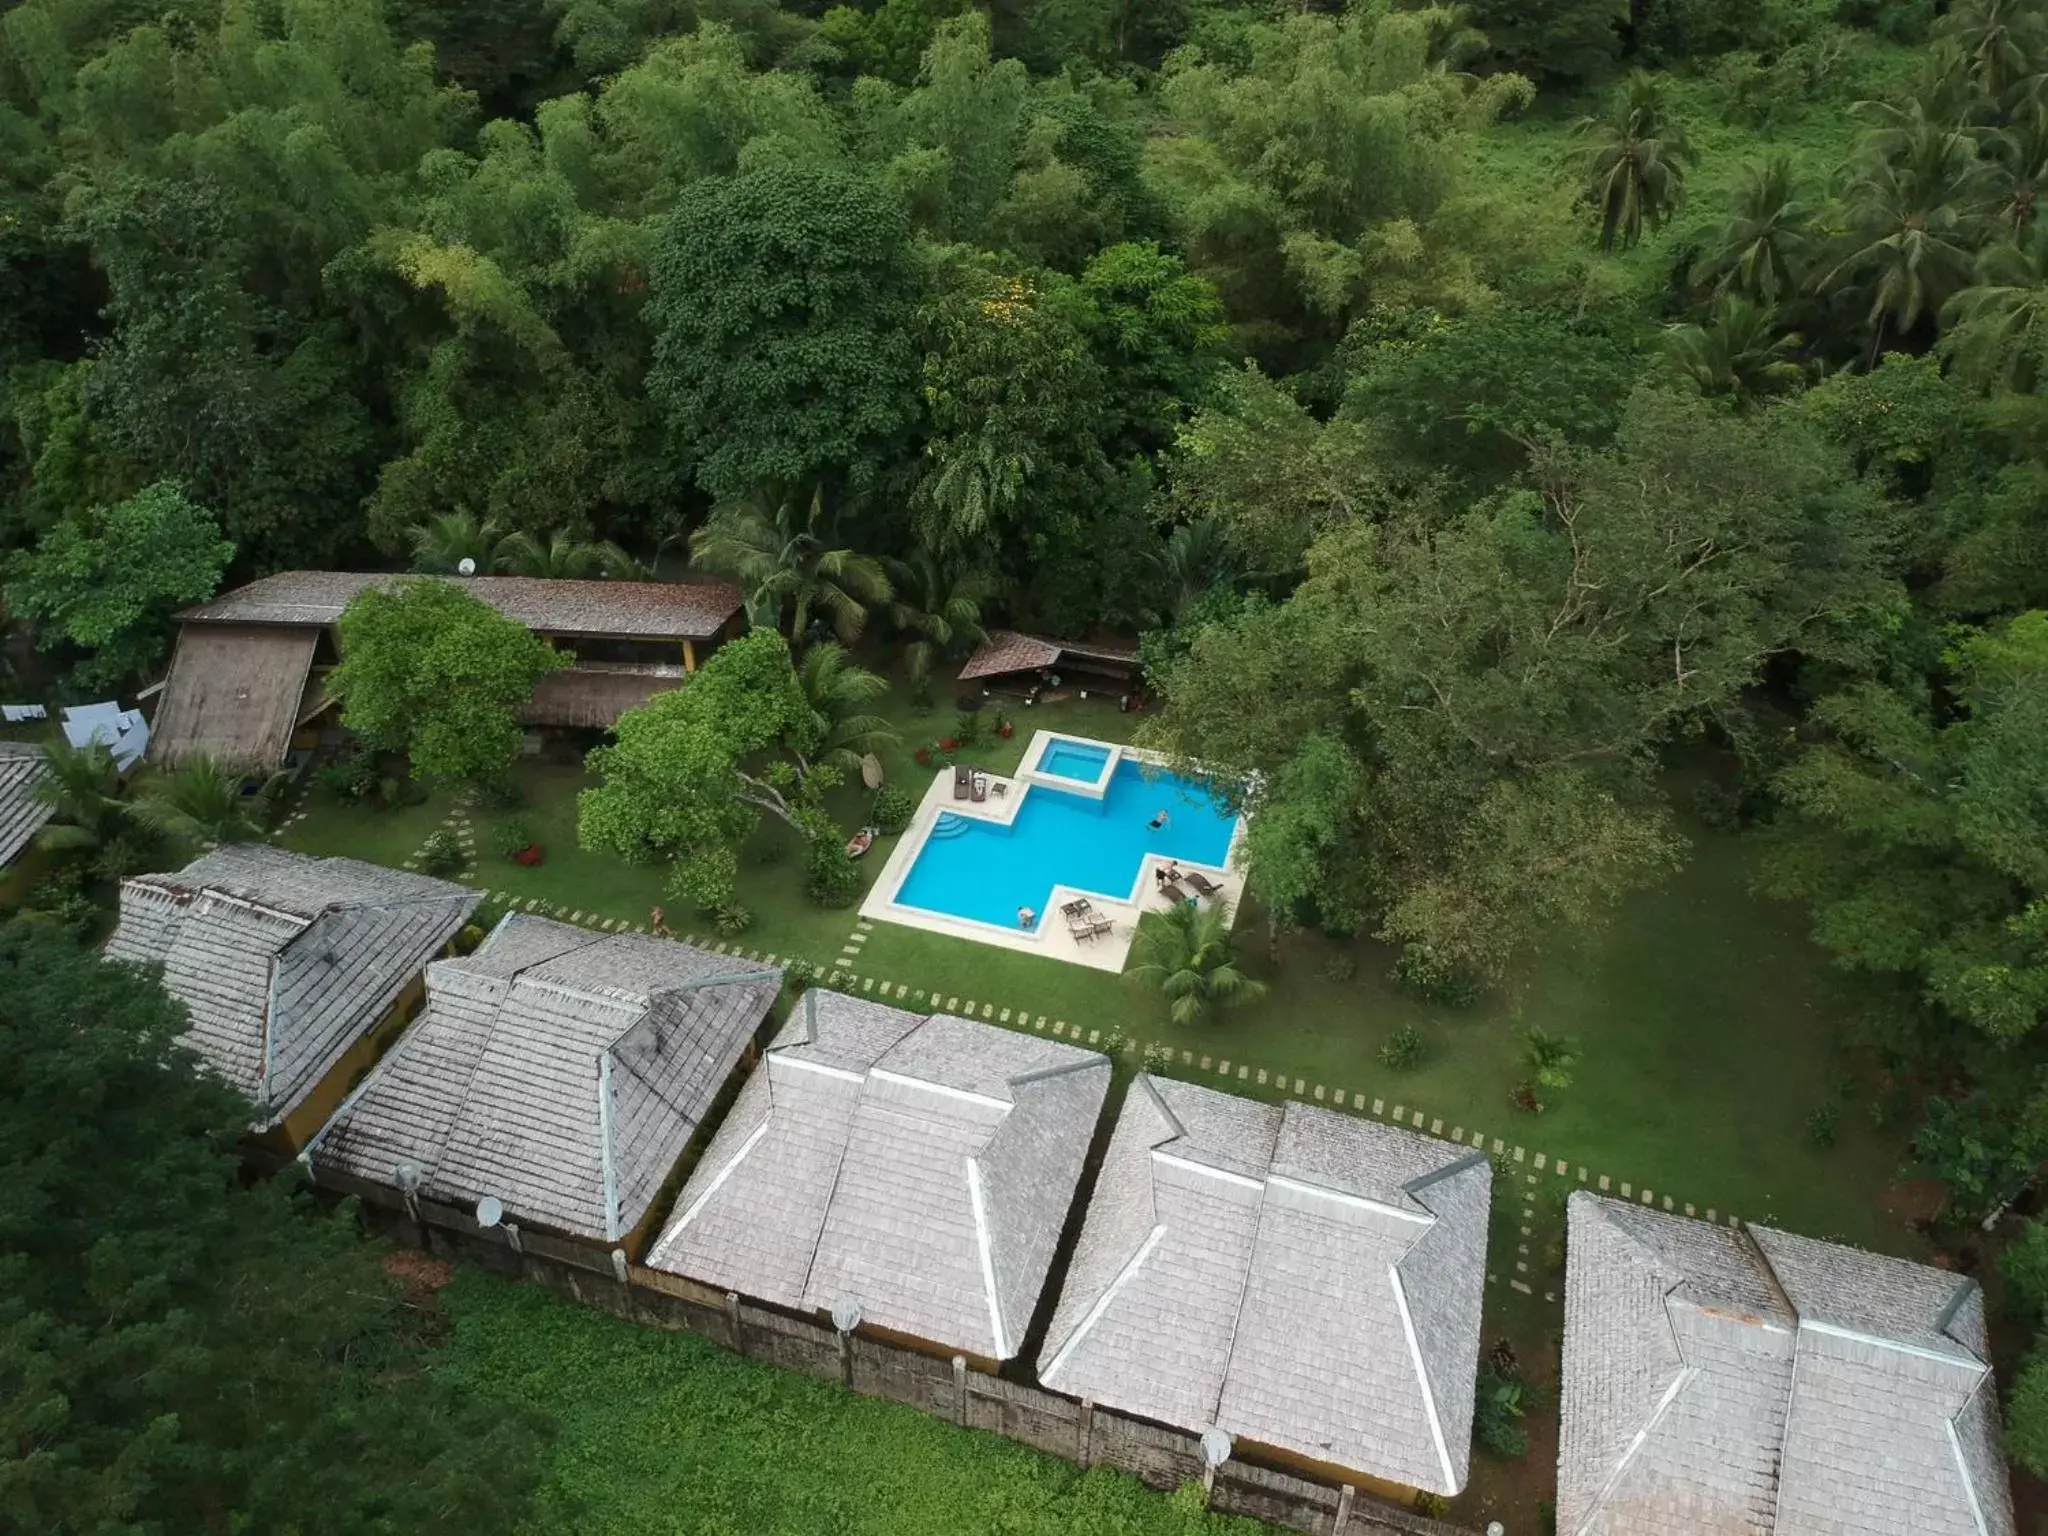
[408,509,505,574]
[1125,898,1267,1028]
[1936,0,2045,104]
[32,738,128,856]
[1692,155,1813,304]
[1818,122,1998,363]
[794,642,899,778]
[689,485,892,645]
[1577,74,1696,252]
[884,553,989,702]
[133,757,281,847]
[1158,516,1235,619]
[1987,109,2048,238]
[1521,1027,1582,1091]
[494,529,644,580]
[1662,298,1806,403]
[1943,228,2048,389]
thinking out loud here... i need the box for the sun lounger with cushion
[1184,871,1221,898]
[971,771,988,802]
[1159,881,1191,906]
[953,765,971,799]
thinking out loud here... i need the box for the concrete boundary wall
[317,1169,1476,1536]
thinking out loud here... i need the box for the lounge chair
[1065,909,1114,943]
[1184,871,1222,899]
[971,771,988,803]
[1159,881,1191,906]
[953,765,970,799]
[1060,898,1092,918]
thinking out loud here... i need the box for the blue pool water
[1036,736,1113,782]
[897,758,1237,930]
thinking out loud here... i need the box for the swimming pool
[895,758,1238,931]
[1036,736,1113,783]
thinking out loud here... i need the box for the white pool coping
[858,732,1248,974]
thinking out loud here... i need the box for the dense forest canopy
[4,0,2048,1428]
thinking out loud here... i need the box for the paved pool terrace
[859,731,1248,972]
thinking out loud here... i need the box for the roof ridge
[1401,1147,1490,1209]
[1006,1052,1107,1092]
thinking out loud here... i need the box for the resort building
[958,630,1140,702]
[103,845,479,1150]
[305,915,780,1253]
[1558,1191,2015,1536]
[645,990,1112,1367]
[147,570,744,770]
[0,742,52,869]
[1037,1076,1491,1498]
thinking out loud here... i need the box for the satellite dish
[830,1295,862,1334]
[457,556,477,577]
[1200,1428,1233,1468]
[394,1159,423,1193]
[1486,1525,1506,1536]
[475,1195,503,1228]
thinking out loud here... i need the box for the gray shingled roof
[305,915,779,1244]
[0,743,52,867]
[104,846,479,1128]
[1037,1077,1491,1493]
[178,571,744,639]
[1558,1192,2016,1536]
[646,991,1112,1360]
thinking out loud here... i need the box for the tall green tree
[0,922,543,1532]
[1466,0,1624,81]
[1145,387,1897,988]
[1577,74,1696,252]
[1692,155,1814,304]
[1662,297,1805,402]
[1762,611,2048,1045]
[646,166,922,499]
[885,553,989,700]
[690,485,892,643]
[133,757,281,849]
[795,642,898,777]
[4,481,233,691]
[579,629,830,910]
[328,580,568,789]
[1943,227,2048,390]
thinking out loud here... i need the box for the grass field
[437,1269,1262,1536]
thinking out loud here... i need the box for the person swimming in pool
[1017,905,1036,929]
[1148,809,1170,831]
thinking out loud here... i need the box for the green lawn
[437,1269,1261,1536]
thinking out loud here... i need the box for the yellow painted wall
[266,973,427,1154]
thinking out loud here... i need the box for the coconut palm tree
[794,643,899,779]
[1126,898,1267,1028]
[494,529,644,580]
[32,738,128,857]
[408,509,506,574]
[1936,0,2045,105]
[133,756,282,847]
[1987,109,2048,239]
[1692,155,1814,304]
[1818,122,1998,362]
[1577,74,1696,252]
[690,485,892,645]
[1943,228,2048,389]
[884,553,989,702]
[1662,297,1806,403]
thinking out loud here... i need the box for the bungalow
[1037,1076,1492,1498]
[957,630,1140,702]
[1558,1191,2016,1535]
[0,743,52,869]
[148,570,745,770]
[645,990,1112,1366]
[303,914,780,1253]
[103,845,479,1150]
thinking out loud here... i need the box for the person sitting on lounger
[1148,809,1170,830]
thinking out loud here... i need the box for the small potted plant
[995,714,1014,739]
[914,744,933,767]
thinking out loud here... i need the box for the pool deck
[859,732,1247,973]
